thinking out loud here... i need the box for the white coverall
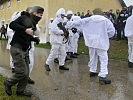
[71,16,82,53]
[6,12,40,73]
[125,12,133,63]
[67,15,115,78]
[6,12,21,69]
[46,8,66,66]
[65,11,74,53]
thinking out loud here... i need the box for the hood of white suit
[55,8,65,23]
[72,16,81,21]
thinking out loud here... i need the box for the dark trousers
[117,22,126,40]
[7,45,29,92]
[0,33,7,39]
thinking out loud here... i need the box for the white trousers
[73,37,79,53]
[128,43,133,62]
[67,36,74,53]
[88,47,108,78]
[46,43,66,66]
[29,47,34,74]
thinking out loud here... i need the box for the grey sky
[123,0,133,6]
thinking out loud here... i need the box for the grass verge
[0,75,30,100]
[35,37,128,61]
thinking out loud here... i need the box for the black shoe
[70,54,78,58]
[4,80,12,96]
[59,66,69,70]
[44,64,51,71]
[66,52,71,55]
[54,58,59,63]
[28,77,35,84]
[12,68,15,73]
[90,72,98,77]
[99,77,111,85]
[128,61,133,68]
[16,91,33,97]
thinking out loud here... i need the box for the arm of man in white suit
[106,19,115,38]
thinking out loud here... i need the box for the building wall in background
[0,0,47,42]
[0,0,122,43]
[48,0,122,18]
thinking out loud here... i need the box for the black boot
[28,77,35,84]
[99,77,111,85]
[66,52,71,55]
[70,52,77,58]
[4,80,12,96]
[54,58,59,63]
[59,65,69,70]
[16,91,33,97]
[128,61,133,68]
[90,72,98,77]
[44,64,51,71]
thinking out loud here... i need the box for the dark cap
[32,6,44,14]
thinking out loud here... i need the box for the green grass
[0,75,30,100]
[35,37,128,61]
[35,42,51,49]
[0,37,128,61]
[108,40,128,61]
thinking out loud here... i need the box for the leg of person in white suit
[88,47,111,84]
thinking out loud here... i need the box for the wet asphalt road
[0,40,133,100]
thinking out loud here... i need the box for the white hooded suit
[46,8,66,66]
[67,15,115,77]
[71,16,82,53]
[125,11,133,63]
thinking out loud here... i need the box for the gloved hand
[72,28,77,33]
[33,37,40,45]
[57,22,66,31]
[57,22,69,39]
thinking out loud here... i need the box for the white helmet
[66,10,73,15]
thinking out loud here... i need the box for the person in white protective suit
[47,18,54,41]
[6,12,21,72]
[67,8,115,84]
[65,10,78,58]
[53,11,74,63]
[44,8,69,71]
[125,9,133,68]
[6,7,40,84]
[71,16,82,55]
